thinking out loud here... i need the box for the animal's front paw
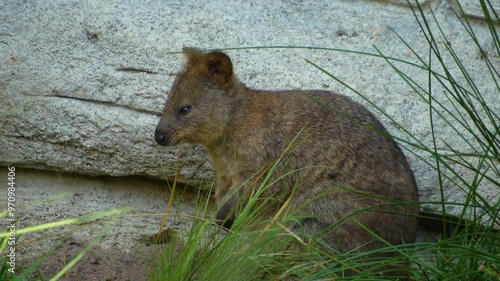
[216,199,236,229]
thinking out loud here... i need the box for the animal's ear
[182,47,202,65]
[200,51,233,86]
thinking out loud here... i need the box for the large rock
[1,0,498,219]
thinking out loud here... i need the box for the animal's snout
[154,129,168,146]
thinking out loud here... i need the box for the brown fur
[155,48,419,256]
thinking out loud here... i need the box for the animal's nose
[154,129,168,146]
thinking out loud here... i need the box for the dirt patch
[29,237,162,281]
[4,168,200,280]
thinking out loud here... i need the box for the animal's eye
[178,105,191,115]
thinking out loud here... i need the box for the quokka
[155,48,419,257]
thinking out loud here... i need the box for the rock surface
[9,167,199,279]
[1,0,498,229]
